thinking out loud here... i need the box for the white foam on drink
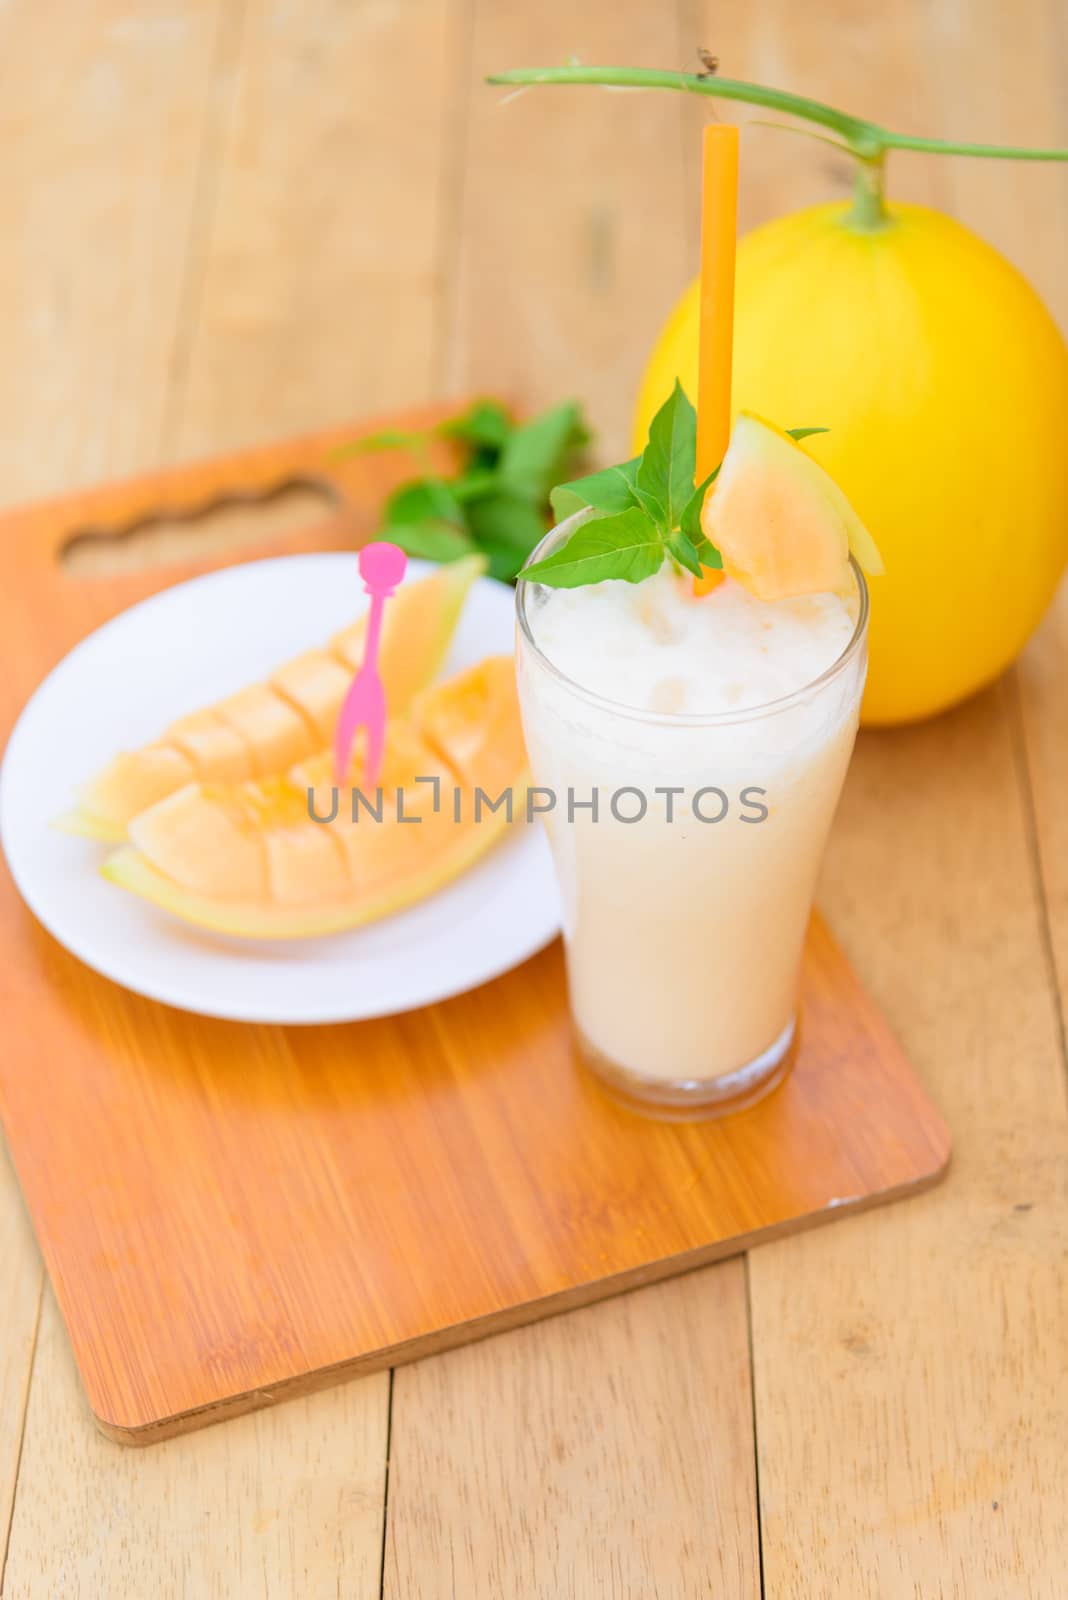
[529,566,855,717]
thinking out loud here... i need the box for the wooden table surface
[1,2,1065,1595]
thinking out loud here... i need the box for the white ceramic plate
[0,555,560,1024]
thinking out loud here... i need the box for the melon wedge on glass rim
[700,413,883,601]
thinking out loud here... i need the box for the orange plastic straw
[695,124,739,484]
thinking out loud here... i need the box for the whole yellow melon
[634,201,1068,724]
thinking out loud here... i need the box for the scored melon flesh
[265,821,349,908]
[415,655,527,794]
[269,651,352,745]
[127,784,268,899]
[701,413,883,602]
[168,711,254,784]
[293,708,454,817]
[67,553,486,841]
[101,655,529,939]
[296,721,458,908]
[327,738,459,909]
[213,685,313,777]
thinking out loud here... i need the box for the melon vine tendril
[486,64,1068,230]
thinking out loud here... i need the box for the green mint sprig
[524,382,828,589]
[336,398,590,582]
[524,382,718,588]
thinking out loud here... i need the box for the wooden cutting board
[0,403,951,1444]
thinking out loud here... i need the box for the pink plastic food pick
[333,541,408,787]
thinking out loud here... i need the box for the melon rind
[101,798,525,939]
[53,809,128,844]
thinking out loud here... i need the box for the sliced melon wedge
[54,745,196,840]
[65,554,486,842]
[101,657,528,939]
[700,413,884,602]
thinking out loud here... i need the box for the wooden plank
[446,1,700,464]
[3,1290,388,1600]
[753,691,1068,1595]
[727,8,1068,1589]
[0,0,231,1579]
[2,0,466,1587]
[996,1,1068,1031]
[0,0,235,502]
[382,3,764,1591]
[384,1267,761,1599]
[1019,587,1068,1017]
[0,1145,41,1588]
[165,0,470,461]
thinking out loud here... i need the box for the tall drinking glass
[516,520,868,1116]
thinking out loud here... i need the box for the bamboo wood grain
[715,4,1068,1592]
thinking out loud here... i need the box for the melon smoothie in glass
[516,514,868,1114]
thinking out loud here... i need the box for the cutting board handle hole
[60,476,340,576]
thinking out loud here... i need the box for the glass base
[576,1015,797,1122]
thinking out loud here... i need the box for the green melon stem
[848,156,890,232]
[487,65,1068,223]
